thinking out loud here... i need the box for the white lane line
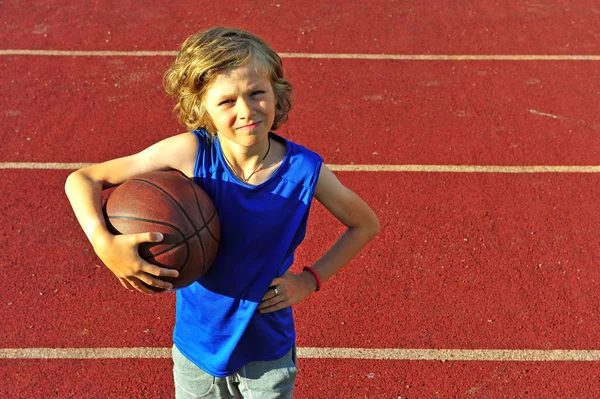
[1,49,599,61]
[0,162,94,170]
[0,347,170,359]
[529,109,560,119]
[328,164,600,173]
[2,162,600,174]
[0,50,178,57]
[283,53,600,61]
[2,347,600,361]
[303,348,600,361]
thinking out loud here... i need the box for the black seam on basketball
[187,179,207,223]
[107,215,190,268]
[197,229,207,276]
[131,177,201,232]
[183,215,219,275]
[123,176,218,280]
[135,177,216,275]
[172,211,217,277]
[108,214,215,279]
[186,179,208,275]
[131,177,218,244]
[205,210,220,243]
[165,221,216,278]
[187,179,218,244]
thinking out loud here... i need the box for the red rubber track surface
[2,57,599,165]
[2,359,599,398]
[3,171,599,350]
[2,1,599,54]
[3,0,600,398]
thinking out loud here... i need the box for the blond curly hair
[164,27,293,134]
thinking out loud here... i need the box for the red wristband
[303,266,322,292]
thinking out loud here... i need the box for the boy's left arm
[258,164,380,313]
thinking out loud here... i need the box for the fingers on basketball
[104,171,221,291]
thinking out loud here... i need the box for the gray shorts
[172,345,297,399]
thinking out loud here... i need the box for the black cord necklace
[222,138,271,183]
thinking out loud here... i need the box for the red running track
[2,0,599,55]
[1,57,599,165]
[2,358,600,398]
[2,0,600,397]
[3,170,599,350]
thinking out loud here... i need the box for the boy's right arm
[64,132,198,294]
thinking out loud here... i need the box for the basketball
[103,171,220,291]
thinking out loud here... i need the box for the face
[203,61,276,148]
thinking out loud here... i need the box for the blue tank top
[173,130,323,377]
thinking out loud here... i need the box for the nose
[236,97,254,119]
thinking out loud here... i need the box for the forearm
[306,224,378,286]
[64,170,112,246]
[259,224,377,313]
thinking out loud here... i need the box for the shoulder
[276,135,323,188]
[314,164,342,200]
[284,137,323,170]
[78,132,201,186]
[190,129,216,146]
[139,131,201,177]
[143,131,199,154]
[285,137,321,159]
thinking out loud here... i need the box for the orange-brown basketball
[103,171,220,291]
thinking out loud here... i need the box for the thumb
[149,232,164,242]
[132,232,163,244]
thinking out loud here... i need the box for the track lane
[0,359,174,399]
[295,358,600,398]
[2,170,599,349]
[295,172,600,350]
[2,358,599,398]
[1,57,599,165]
[4,2,600,398]
[2,1,599,54]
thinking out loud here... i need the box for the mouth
[236,121,262,130]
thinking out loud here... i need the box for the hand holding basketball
[102,171,220,293]
[92,229,179,294]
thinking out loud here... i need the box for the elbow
[64,169,87,197]
[364,212,380,240]
[64,169,94,199]
[370,214,380,238]
[64,170,78,197]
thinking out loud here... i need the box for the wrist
[302,266,322,292]
[90,225,113,251]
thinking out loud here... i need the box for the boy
[65,27,379,398]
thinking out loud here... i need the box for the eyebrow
[212,84,267,100]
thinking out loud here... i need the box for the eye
[251,90,265,97]
[218,99,234,106]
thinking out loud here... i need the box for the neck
[219,136,269,165]
[219,135,271,182]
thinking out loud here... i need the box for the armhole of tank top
[192,130,204,179]
[308,154,324,199]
